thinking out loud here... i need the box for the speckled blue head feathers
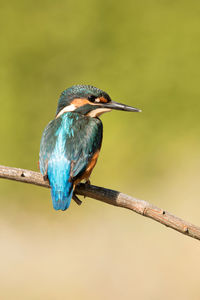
[56,85,111,116]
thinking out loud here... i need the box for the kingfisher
[39,85,141,211]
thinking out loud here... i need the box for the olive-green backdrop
[0,1,200,299]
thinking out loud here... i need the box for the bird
[39,85,141,211]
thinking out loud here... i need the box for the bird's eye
[88,95,96,103]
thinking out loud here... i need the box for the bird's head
[56,85,141,118]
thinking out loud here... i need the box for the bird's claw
[85,179,91,186]
[83,180,91,198]
[43,174,49,182]
[73,194,82,206]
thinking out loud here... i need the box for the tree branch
[0,164,199,241]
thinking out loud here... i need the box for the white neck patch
[56,104,76,118]
[87,107,111,118]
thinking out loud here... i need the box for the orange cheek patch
[71,98,90,107]
[99,97,108,103]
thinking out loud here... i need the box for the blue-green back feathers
[39,112,102,211]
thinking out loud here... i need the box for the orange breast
[74,150,100,187]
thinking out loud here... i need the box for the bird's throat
[87,108,111,118]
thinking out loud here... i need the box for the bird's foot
[83,180,91,198]
[73,194,82,206]
[43,174,49,181]
[85,179,91,187]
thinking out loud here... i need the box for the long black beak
[103,100,141,112]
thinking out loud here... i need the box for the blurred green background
[1,0,200,299]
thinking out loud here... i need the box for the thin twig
[0,165,199,241]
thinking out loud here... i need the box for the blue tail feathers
[47,157,73,211]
